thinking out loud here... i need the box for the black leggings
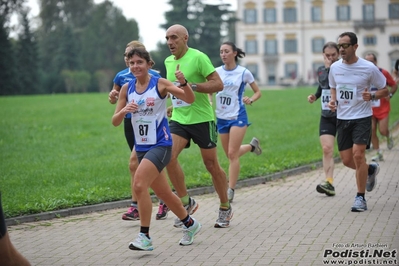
[124,117,135,151]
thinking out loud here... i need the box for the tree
[0,0,26,21]
[54,25,80,72]
[61,70,91,93]
[0,15,17,95]
[15,8,40,94]
[160,0,237,68]
[81,1,139,72]
[80,1,139,91]
[35,0,95,93]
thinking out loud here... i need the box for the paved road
[7,134,399,266]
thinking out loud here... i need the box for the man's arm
[374,87,389,100]
[109,84,121,104]
[383,69,398,96]
[328,87,337,112]
[192,71,223,93]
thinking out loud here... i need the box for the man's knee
[342,159,352,168]
[322,145,334,156]
[379,128,389,136]
[352,149,366,166]
[340,152,353,167]
[202,157,219,173]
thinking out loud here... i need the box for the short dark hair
[366,53,377,62]
[323,42,338,53]
[339,32,358,45]
[126,48,155,66]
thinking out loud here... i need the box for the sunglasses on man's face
[337,43,352,49]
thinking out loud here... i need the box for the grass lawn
[1,88,398,218]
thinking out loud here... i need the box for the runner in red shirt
[365,53,398,162]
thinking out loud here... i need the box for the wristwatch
[390,93,393,98]
[180,79,188,87]
[371,93,376,101]
[191,84,197,91]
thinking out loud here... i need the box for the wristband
[180,79,188,87]
[390,93,393,98]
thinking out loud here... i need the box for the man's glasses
[337,43,352,49]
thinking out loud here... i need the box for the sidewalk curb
[6,120,398,227]
[5,159,333,226]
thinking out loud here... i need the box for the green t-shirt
[165,48,215,125]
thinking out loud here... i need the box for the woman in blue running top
[108,41,166,221]
[214,41,262,203]
[112,48,201,251]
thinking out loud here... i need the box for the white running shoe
[250,137,262,155]
[179,218,202,246]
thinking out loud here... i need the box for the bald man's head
[165,24,189,59]
[167,24,189,37]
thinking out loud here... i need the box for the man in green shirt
[164,24,233,228]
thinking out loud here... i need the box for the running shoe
[366,162,380,192]
[250,137,262,155]
[316,181,335,196]
[174,197,199,228]
[156,202,169,220]
[214,206,233,228]
[122,206,139,221]
[351,196,367,212]
[129,233,153,251]
[387,133,394,150]
[227,188,235,202]
[371,152,383,162]
[179,218,202,246]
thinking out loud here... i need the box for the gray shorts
[336,116,371,151]
[136,146,172,173]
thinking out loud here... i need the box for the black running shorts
[319,115,337,137]
[169,120,218,149]
[336,116,371,151]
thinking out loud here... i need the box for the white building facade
[235,0,399,86]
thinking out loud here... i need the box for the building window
[364,36,377,46]
[389,3,399,19]
[336,5,351,21]
[246,64,258,80]
[283,8,297,23]
[245,40,258,54]
[264,39,278,55]
[363,4,374,21]
[284,39,297,54]
[263,8,277,23]
[311,6,322,22]
[267,64,276,85]
[312,38,325,53]
[389,35,399,45]
[285,63,297,79]
[244,9,257,24]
